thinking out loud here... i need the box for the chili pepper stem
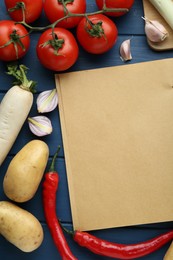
[58,219,74,236]
[49,145,61,172]
[43,146,77,260]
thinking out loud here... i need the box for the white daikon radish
[0,64,36,166]
[149,0,173,30]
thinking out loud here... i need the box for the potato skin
[3,140,49,202]
[0,201,43,252]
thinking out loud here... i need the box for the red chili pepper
[73,230,173,259]
[42,146,77,260]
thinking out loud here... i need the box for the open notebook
[56,58,173,231]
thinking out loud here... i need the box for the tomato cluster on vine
[0,0,134,71]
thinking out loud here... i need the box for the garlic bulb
[120,39,132,62]
[28,116,53,136]
[37,89,58,113]
[142,17,169,43]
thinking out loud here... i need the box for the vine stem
[18,7,129,32]
[2,4,128,59]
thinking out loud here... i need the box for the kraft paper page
[56,58,173,231]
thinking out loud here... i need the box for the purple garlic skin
[143,17,169,42]
[120,39,132,62]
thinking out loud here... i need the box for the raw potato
[3,140,49,202]
[0,201,43,252]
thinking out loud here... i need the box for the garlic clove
[120,39,132,62]
[36,89,58,113]
[142,17,169,43]
[28,116,53,136]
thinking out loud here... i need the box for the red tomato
[43,0,86,29]
[76,14,118,54]
[0,20,30,61]
[95,0,134,17]
[4,0,43,24]
[36,28,79,71]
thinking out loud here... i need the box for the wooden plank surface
[0,0,173,259]
[143,0,173,50]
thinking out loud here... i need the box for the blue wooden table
[0,1,173,259]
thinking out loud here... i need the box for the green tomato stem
[18,7,129,32]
